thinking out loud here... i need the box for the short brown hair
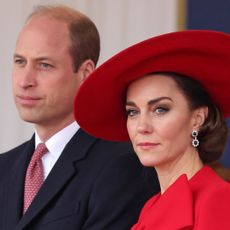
[161,72,228,163]
[27,5,100,71]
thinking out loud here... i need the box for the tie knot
[33,143,48,161]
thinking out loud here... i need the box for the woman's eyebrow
[126,97,172,107]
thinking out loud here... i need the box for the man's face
[12,16,82,132]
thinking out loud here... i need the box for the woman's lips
[137,142,159,150]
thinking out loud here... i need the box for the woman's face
[126,74,203,168]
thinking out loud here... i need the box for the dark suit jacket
[0,129,159,230]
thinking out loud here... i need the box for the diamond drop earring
[192,130,199,147]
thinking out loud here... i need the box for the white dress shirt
[35,122,79,179]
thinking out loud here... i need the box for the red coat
[131,166,230,229]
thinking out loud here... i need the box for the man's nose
[17,66,37,89]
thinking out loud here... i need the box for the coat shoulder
[0,141,30,180]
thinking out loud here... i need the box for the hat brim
[74,30,230,141]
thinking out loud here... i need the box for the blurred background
[0,0,229,169]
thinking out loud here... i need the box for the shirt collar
[35,121,80,155]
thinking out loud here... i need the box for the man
[0,5,159,230]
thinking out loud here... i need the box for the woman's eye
[155,107,169,114]
[126,109,138,117]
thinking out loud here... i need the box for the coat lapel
[154,175,194,229]
[3,137,35,229]
[136,175,194,229]
[16,129,97,230]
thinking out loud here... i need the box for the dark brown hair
[161,72,228,163]
[27,5,100,72]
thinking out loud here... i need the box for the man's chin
[17,111,41,124]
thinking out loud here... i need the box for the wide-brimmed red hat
[74,30,230,141]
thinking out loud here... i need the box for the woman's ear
[77,59,95,84]
[192,106,208,129]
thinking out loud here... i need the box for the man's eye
[14,58,25,65]
[40,62,52,68]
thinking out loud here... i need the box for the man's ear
[77,59,95,84]
[192,106,208,130]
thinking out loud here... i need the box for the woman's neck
[156,149,204,194]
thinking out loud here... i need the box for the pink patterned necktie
[23,143,48,213]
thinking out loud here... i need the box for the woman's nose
[136,117,153,134]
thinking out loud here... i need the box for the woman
[74,30,230,229]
